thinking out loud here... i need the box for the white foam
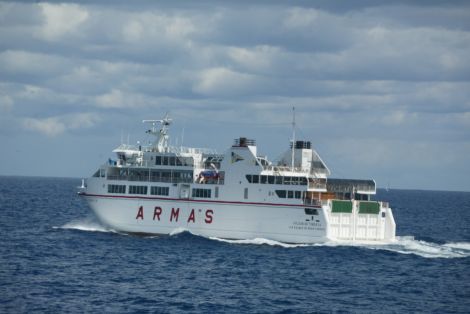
[53,219,113,233]
[169,227,190,236]
[443,242,470,251]
[209,237,310,248]
[209,235,470,258]
[53,221,470,259]
[372,236,470,259]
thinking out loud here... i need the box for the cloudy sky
[0,1,469,191]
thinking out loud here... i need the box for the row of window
[108,185,208,198]
[151,186,169,196]
[275,190,303,199]
[109,185,305,201]
[129,185,148,195]
[155,156,194,167]
[108,184,126,194]
[108,184,169,196]
[192,188,211,198]
[246,175,308,186]
[107,168,193,184]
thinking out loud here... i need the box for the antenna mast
[291,106,296,171]
[143,113,173,152]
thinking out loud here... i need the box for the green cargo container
[331,200,353,213]
[359,201,380,214]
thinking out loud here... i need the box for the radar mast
[143,113,172,152]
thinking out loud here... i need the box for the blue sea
[1,176,469,313]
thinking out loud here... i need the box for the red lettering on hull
[134,206,214,224]
[205,209,213,224]
[153,207,162,221]
[187,209,195,223]
[170,208,180,222]
[136,206,144,220]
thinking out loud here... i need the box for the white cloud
[382,110,406,125]
[22,113,101,137]
[0,50,69,77]
[96,89,126,108]
[228,45,280,72]
[95,88,151,109]
[0,95,13,112]
[193,67,256,96]
[120,12,196,44]
[122,20,144,42]
[0,1,469,189]
[36,3,89,41]
[22,116,66,137]
[283,7,319,29]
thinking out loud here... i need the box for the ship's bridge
[276,140,330,178]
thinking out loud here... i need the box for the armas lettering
[136,206,214,224]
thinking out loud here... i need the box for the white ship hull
[81,187,396,244]
[79,114,397,244]
[83,194,329,243]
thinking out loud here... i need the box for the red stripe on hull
[80,192,321,208]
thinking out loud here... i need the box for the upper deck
[93,115,377,199]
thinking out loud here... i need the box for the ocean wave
[368,236,470,259]
[442,242,470,251]
[169,227,190,236]
[53,219,114,233]
[209,235,470,259]
[53,223,470,259]
[209,237,311,248]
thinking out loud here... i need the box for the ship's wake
[210,236,470,259]
[210,237,311,248]
[372,236,470,259]
[53,218,115,233]
[53,221,470,258]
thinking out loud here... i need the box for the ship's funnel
[233,137,256,147]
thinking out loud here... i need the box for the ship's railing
[317,199,390,210]
[107,175,193,184]
[326,178,376,193]
[194,179,225,185]
[262,165,308,173]
[262,165,330,176]
[167,146,217,155]
[114,159,205,169]
[308,179,327,190]
[106,174,224,185]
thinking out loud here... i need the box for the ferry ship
[79,114,396,244]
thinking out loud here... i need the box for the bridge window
[261,175,268,184]
[268,176,275,184]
